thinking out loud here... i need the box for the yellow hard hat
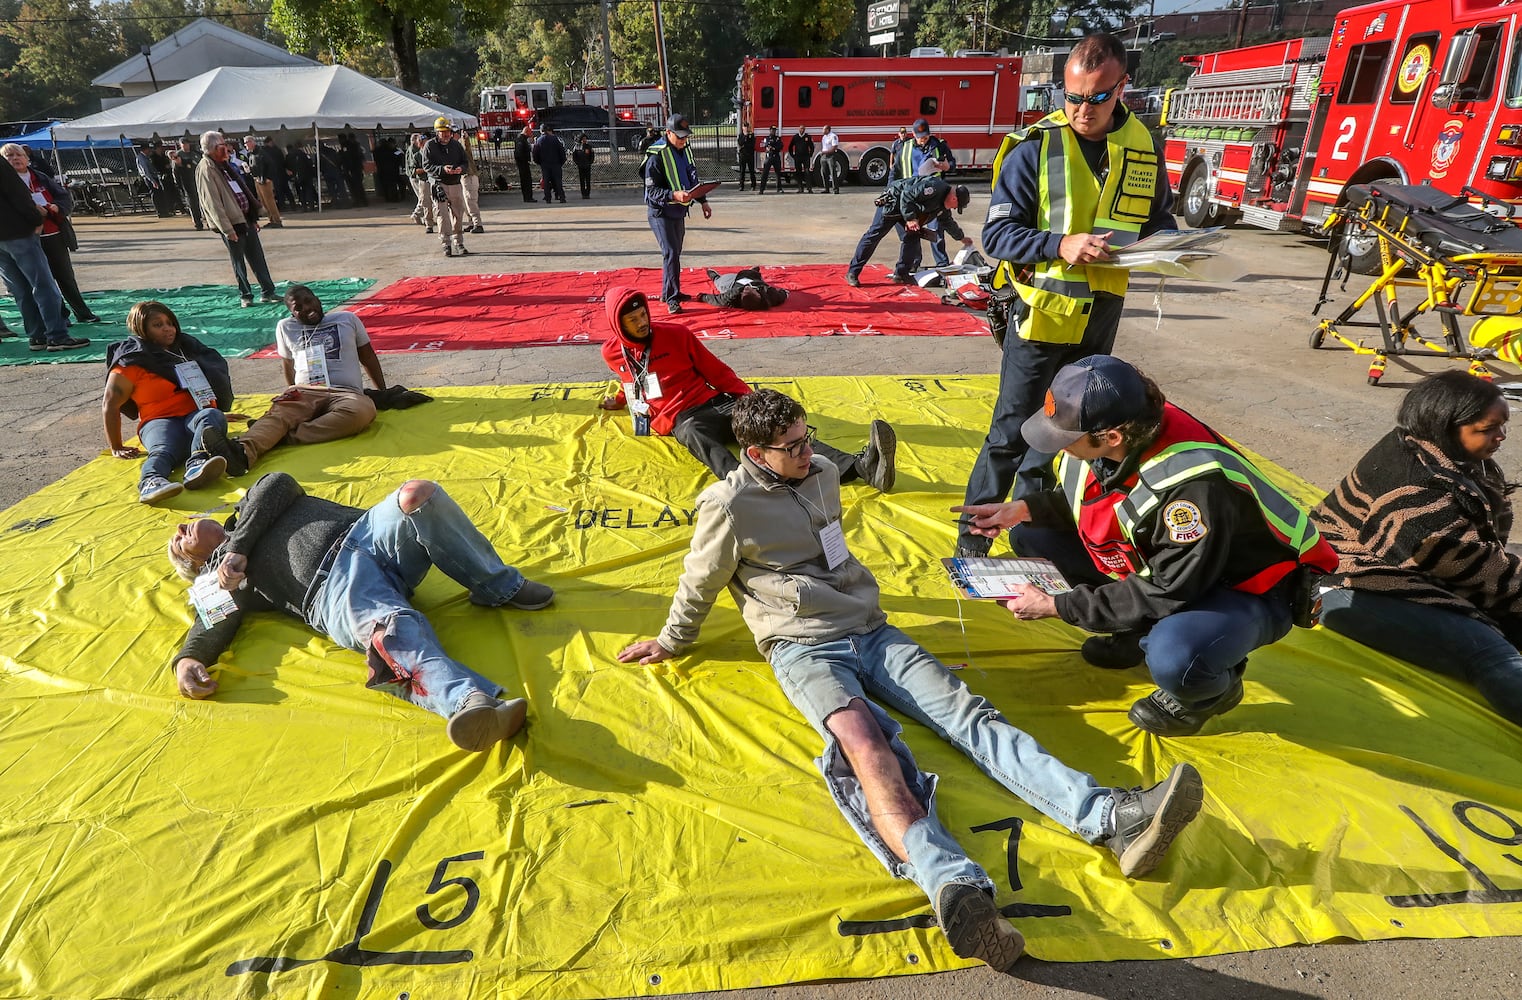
[434,116,452,131]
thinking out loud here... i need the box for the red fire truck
[737,55,1034,184]
[1164,0,1522,269]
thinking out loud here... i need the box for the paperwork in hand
[942,556,1073,600]
[1089,227,1234,279]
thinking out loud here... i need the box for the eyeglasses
[1065,80,1126,106]
[759,425,817,459]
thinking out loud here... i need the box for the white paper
[818,520,849,570]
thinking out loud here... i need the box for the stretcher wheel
[1309,327,1325,349]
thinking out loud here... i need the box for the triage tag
[623,383,652,436]
[639,372,663,399]
[189,571,239,629]
[295,345,330,387]
[818,519,849,570]
[173,361,218,409]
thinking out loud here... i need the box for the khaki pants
[410,176,436,226]
[239,385,377,464]
[462,174,482,227]
[253,177,282,225]
[435,183,466,246]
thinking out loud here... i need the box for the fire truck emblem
[1431,119,1465,179]
[1397,45,1431,94]
[1364,12,1386,37]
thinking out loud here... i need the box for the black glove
[365,385,434,410]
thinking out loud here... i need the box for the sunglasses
[759,425,817,459]
[1065,80,1126,106]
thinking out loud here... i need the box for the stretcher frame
[1310,184,1522,385]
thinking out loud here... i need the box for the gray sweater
[176,473,361,666]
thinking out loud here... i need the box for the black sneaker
[443,245,454,257]
[666,301,684,315]
[505,579,554,610]
[953,542,990,559]
[201,424,248,476]
[1128,671,1246,737]
[470,224,485,234]
[46,336,90,352]
[260,292,281,304]
[454,243,470,256]
[1104,763,1204,877]
[844,272,860,287]
[28,340,47,352]
[1081,631,1146,669]
[853,419,897,492]
[890,273,913,285]
[934,883,1023,971]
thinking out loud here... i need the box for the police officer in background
[757,126,784,194]
[787,126,814,193]
[956,32,1174,557]
[642,114,711,314]
[513,125,536,203]
[736,124,757,190]
[892,118,955,264]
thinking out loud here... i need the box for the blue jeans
[1011,523,1293,706]
[1321,588,1522,726]
[848,206,922,281]
[768,623,1116,903]
[649,213,686,303]
[136,408,229,484]
[958,293,1125,552]
[0,234,67,345]
[221,223,276,301]
[309,484,529,719]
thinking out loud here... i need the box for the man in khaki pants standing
[240,135,283,228]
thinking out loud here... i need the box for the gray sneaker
[139,476,184,505]
[853,419,897,492]
[934,883,1023,971]
[181,453,227,490]
[1105,763,1204,878]
[446,691,528,751]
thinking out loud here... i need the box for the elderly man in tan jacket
[617,388,1204,975]
[195,130,279,308]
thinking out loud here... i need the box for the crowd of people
[11,29,1522,977]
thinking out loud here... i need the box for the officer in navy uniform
[757,126,785,194]
[642,114,712,315]
[845,176,969,287]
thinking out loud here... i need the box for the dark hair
[284,283,315,304]
[126,300,179,340]
[731,389,806,448]
[1069,33,1127,74]
[1088,369,1166,453]
[1397,370,1506,459]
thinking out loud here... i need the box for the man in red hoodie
[598,285,897,488]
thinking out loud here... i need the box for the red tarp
[251,264,986,356]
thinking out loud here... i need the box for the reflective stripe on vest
[990,111,1160,344]
[649,142,696,190]
[1055,406,1333,587]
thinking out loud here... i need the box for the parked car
[530,105,652,150]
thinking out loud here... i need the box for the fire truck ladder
[1169,46,1325,131]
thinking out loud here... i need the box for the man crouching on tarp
[166,471,555,752]
[617,388,1203,972]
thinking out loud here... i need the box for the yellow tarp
[1,376,1520,1000]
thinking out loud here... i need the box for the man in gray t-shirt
[221,285,389,472]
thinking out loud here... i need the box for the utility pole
[1234,0,1251,47]
[601,0,620,167]
[652,0,673,123]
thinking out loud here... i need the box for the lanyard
[620,344,651,400]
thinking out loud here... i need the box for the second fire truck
[1163,0,1522,269]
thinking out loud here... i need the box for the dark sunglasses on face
[1065,81,1126,106]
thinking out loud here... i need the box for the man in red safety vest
[956,355,1337,736]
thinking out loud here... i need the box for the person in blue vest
[955,356,1338,737]
[641,114,712,315]
[957,33,1175,558]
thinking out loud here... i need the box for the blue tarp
[9,123,127,150]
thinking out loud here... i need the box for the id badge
[189,571,239,629]
[640,372,664,399]
[629,396,652,436]
[818,519,849,570]
[174,361,217,409]
[295,345,330,387]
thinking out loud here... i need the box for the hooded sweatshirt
[598,285,751,436]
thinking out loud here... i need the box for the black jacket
[0,164,44,241]
[106,333,234,421]
[176,473,363,667]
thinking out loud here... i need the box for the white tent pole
[314,124,322,214]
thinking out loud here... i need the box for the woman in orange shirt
[103,301,241,504]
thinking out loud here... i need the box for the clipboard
[686,180,722,199]
[941,556,1072,599]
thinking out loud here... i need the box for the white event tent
[52,64,476,211]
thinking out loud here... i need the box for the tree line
[3,0,1148,128]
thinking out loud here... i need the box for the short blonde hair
[0,143,25,159]
[167,533,199,581]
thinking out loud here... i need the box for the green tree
[272,0,478,92]
[1,0,115,119]
[741,0,852,51]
